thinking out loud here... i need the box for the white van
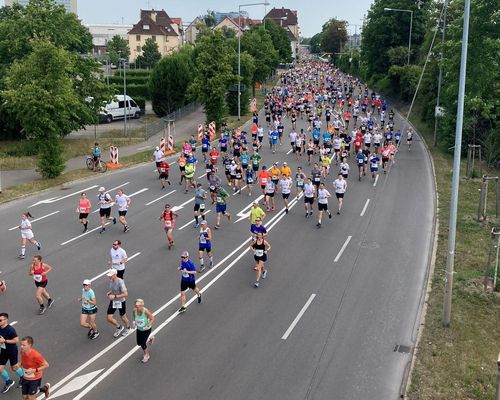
[100,95,142,123]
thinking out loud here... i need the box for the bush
[388,65,422,101]
[108,76,149,85]
[133,96,146,113]
[113,69,151,77]
[110,84,150,100]
[374,76,391,93]
[0,140,40,157]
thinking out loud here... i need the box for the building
[128,9,182,62]
[213,11,248,24]
[264,7,300,59]
[213,15,261,37]
[184,17,205,44]
[86,24,132,57]
[4,0,77,13]
[348,33,361,49]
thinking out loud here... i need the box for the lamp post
[238,2,270,121]
[433,0,448,147]
[384,7,413,65]
[119,57,127,137]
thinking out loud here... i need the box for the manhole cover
[394,344,412,354]
[359,241,380,249]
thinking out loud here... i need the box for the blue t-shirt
[356,153,365,165]
[322,133,331,143]
[240,154,249,166]
[271,131,279,142]
[250,224,268,236]
[0,325,18,353]
[219,137,228,148]
[187,156,197,165]
[180,259,196,282]
[201,138,210,149]
[313,131,320,141]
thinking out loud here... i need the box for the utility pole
[443,0,471,327]
[433,0,448,147]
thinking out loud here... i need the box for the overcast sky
[0,0,374,37]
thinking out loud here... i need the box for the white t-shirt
[110,247,127,271]
[289,131,297,143]
[334,179,347,194]
[20,219,31,232]
[279,178,292,194]
[115,194,129,212]
[304,183,315,198]
[373,133,383,144]
[318,188,331,204]
[153,150,164,162]
[363,133,372,144]
[98,193,112,209]
[333,137,342,150]
[339,162,350,175]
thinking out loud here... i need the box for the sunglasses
[181,256,188,259]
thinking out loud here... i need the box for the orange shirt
[21,349,46,381]
[258,170,270,185]
[78,198,91,214]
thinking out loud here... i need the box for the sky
[0,0,374,38]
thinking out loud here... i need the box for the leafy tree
[107,35,130,65]
[320,18,348,57]
[150,46,195,116]
[227,51,256,116]
[241,26,279,95]
[2,41,96,177]
[189,31,235,126]
[136,38,161,69]
[263,19,292,62]
[203,10,216,28]
[309,32,323,54]
[220,26,236,39]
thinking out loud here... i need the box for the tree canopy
[136,37,161,69]
[263,19,292,62]
[107,35,130,65]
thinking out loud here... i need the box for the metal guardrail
[144,102,200,140]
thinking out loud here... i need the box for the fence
[144,102,200,140]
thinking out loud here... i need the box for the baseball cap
[106,268,117,277]
[283,162,287,165]
[155,146,159,151]
[181,251,189,258]
[83,279,91,285]
[201,220,207,225]
[98,186,105,192]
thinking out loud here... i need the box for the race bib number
[23,369,35,378]
[314,177,320,182]
[112,300,122,309]
[255,249,264,257]
[33,274,42,282]
[261,178,268,184]
[199,203,206,210]
[136,319,145,328]
[248,178,254,183]
[216,197,222,203]
[165,220,172,228]
[210,185,215,191]
[79,207,87,213]
[182,270,190,279]
[199,235,206,244]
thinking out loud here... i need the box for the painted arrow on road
[234,195,264,223]
[171,196,195,212]
[29,185,99,207]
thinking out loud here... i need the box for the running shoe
[329,213,332,219]
[40,383,50,399]
[1,380,14,394]
[197,294,202,303]
[178,306,186,313]
[90,330,100,340]
[47,298,55,308]
[37,242,41,251]
[316,222,321,228]
[87,329,94,338]
[121,327,132,336]
[254,281,260,288]
[113,217,117,224]
[262,270,268,279]
[100,228,106,234]
[141,354,150,363]
[199,266,205,272]
[113,325,124,338]
[38,306,46,315]
[18,254,25,259]
[193,222,200,228]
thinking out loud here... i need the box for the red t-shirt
[258,170,270,185]
[21,348,46,381]
[78,198,91,214]
[354,138,363,149]
[159,161,170,174]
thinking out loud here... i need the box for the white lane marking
[50,369,104,399]
[60,223,110,246]
[234,195,265,223]
[29,185,99,207]
[70,191,302,400]
[171,196,195,212]
[281,294,316,340]
[373,174,379,187]
[89,252,141,282]
[232,185,247,196]
[11,321,17,326]
[170,161,177,165]
[8,211,60,231]
[145,190,176,206]
[334,236,352,263]
[128,188,148,198]
[286,149,292,155]
[137,146,152,150]
[360,199,370,217]
[49,194,301,400]
[178,210,211,231]
[198,173,207,179]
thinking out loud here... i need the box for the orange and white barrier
[107,146,122,169]
[167,135,174,151]
[209,121,216,140]
[197,124,204,141]
[160,137,166,153]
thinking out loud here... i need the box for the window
[130,101,137,108]
[143,24,150,30]
[151,35,156,42]
[136,45,141,52]
[118,101,125,108]
[136,35,141,41]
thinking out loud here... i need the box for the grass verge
[405,106,500,399]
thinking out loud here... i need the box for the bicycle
[86,155,107,173]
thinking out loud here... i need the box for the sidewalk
[1,106,206,189]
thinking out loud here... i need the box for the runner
[106,268,131,337]
[160,204,177,249]
[356,149,365,181]
[339,157,350,179]
[233,162,243,194]
[132,299,155,363]
[320,153,332,177]
[0,313,23,393]
[108,240,128,279]
[250,233,271,288]
[245,165,255,196]
[249,202,266,225]
[115,189,131,233]
[184,160,196,194]
[198,220,213,272]
[152,146,164,173]
[278,173,293,214]
[178,251,202,313]
[177,153,187,185]
[407,128,413,151]
[258,166,271,198]
[29,256,54,315]
[97,187,116,234]
[333,173,347,214]
[201,134,210,161]
[79,279,99,340]
[311,163,322,190]
[20,336,50,399]
[193,183,207,228]
[77,192,91,232]
[214,185,231,229]
[295,167,306,195]
[208,170,222,205]
[381,143,391,174]
[250,215,267,241]
[303,177,316,218]
[369,151,381,181]
[17,213,41,260]
[264,178,276,212]
[158,159,171,189]
[316,182,332,228]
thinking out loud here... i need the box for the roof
[171,17,182,25]
[214,16,242,31]
[264,7,298,26]
[286,28,298,42]
[129,9,178,37]
[186,17,205,30]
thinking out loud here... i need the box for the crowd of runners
[1,59,414,397]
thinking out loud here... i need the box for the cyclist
[92,142,101,171]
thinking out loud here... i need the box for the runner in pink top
[77,192,92,232]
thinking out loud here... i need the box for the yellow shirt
[270,167,280,180]
[249,207,265,224]
[321,156,331,167]
[281,166,291,177]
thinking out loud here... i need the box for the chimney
[151,12,157,22]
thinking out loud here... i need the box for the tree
[241,26,279,95]
[2,41,96,177]
[227,51,256,116]
[263,19,292,62]
[107,35,130,65]
[136,38,161,69]
[150,46,195,116]
[309,32,323,54]
[320,18,348,57]
[203,10,216,28]
[189,31,235,126]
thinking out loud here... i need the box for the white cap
[106,268,117,277]
[155,146,160,151]
[283,162,287,165]
[98,186,105,192]
[83,279,91,285]
[181,251,189,258]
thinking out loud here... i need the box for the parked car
[99,95,142,124]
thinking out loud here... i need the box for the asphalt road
[0,92,435,400]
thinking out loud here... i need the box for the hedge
[133,96,146,113]
[110,83,151,100]
[108,76,149,85]
[113,69,151,77]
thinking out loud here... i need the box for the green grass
[406,106,500,399]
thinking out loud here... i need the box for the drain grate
[394,344,412,354]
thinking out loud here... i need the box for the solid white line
[8,211,60,231]
[128,188,148,198]
[89,252,141,283]
[11,321,17,326]
[145,189,176,206]
[360,199,370,217]
[107,182,130,193]
[60,222,110,246]
[232,185,247,196]
[198,173,207,179]
[286,149,293,155]
[70,192,302,400]
[136,145,152,150]
[281,294,316,340]
[29,185,98,207]
[334,236,352,263]
[178,210,211,231]
[373,174,379,187]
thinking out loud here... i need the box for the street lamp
[118,57,127,137]
[238,2,270,121]
[384,7,413,65]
